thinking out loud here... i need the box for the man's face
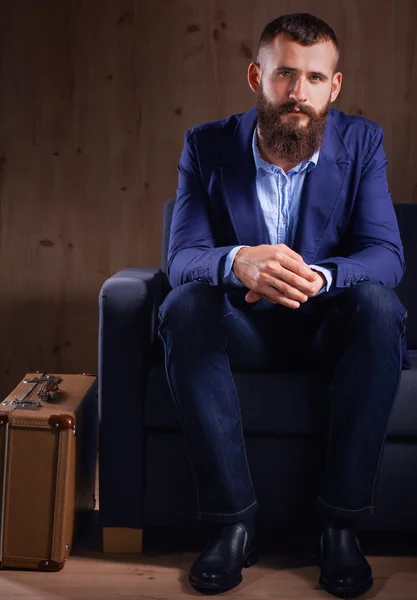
[248,34,342,162]
[256,33,341,127]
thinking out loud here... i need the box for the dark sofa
[98,201,417,551]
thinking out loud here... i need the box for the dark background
[0,0,416,395]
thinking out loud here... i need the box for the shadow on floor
[73,510,417,559]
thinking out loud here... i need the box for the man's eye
[280,71,292,77]
[310,75,321,82]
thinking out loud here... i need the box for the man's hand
[232,244,326,309]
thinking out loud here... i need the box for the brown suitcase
[0,372,97,571]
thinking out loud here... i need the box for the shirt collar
[252,127,320,175]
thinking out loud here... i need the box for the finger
[247,282,301,309]
[268,264,317,295]
[245,290,262,303]
[274,244,307,264]
[264,291,301,309]
[264,274,309,303]
[267,253,317,283]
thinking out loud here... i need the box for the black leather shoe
[319,526,373,598]
[189,522,258,595]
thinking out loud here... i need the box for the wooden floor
[1,546,417,600]
[1,469,416,599]
[1,504,417,600]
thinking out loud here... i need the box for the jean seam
[321,298,406,514]
[208,308,258,512]
[198,499,258,517]
[221,310,260,336]
[158,305,258,517]
[223,309,258,501]
[322,302,342,503]
[221,312,258,502]
[157,313,202,513]
[222,309,270,370]
[318,497,374,512]
[235,382,257,504]
[369,310,407,507]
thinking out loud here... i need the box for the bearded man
[157,12,408,599]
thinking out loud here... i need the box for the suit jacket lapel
[220,107,350,256]
[220,107,266,247]
[292,112,350,261]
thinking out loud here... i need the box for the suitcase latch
[2,398,43,410]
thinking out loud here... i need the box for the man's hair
[257,13,340,69]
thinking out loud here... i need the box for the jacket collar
[220,107,350,257]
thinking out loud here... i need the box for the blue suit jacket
[169,107,404,290]
[168,107,409,365]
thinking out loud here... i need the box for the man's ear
[331,72,343,103]
[248,62,261,94]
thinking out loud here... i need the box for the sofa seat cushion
[145,350,417,437]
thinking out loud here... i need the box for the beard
[256,84,331,164]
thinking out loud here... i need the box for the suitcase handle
[38,377,62,401]
[22,374,63,403]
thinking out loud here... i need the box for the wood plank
[0,552,415,599]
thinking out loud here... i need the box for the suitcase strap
[1,374,63,411]
[23,373,62,402]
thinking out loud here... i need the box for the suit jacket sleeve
[167,131,237,288]
[313,127,405,290]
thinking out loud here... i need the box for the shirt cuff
[309,264,333,295]
[223,246,250,287]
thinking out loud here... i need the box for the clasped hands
[233,244,326,309]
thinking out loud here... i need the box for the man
[157,13,408,599]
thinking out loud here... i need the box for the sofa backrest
[161,200,417,348]
[161,198,175,275]
[395,204,417,348]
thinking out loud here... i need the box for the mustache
[277,102,316,118]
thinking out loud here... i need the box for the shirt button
[282,217,288,224]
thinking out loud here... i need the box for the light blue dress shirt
[222,128,333,296]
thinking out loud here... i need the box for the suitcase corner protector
[48,414,75,430]
[39,559,66,571]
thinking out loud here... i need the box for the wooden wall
[0,0,416,395]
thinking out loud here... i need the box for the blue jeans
[157,281,407,524]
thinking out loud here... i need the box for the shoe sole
[319,575,373,599]
[189,548,258,595]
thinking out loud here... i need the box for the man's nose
[288,77,308,103]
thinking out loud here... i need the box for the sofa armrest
[98,267,165,530]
